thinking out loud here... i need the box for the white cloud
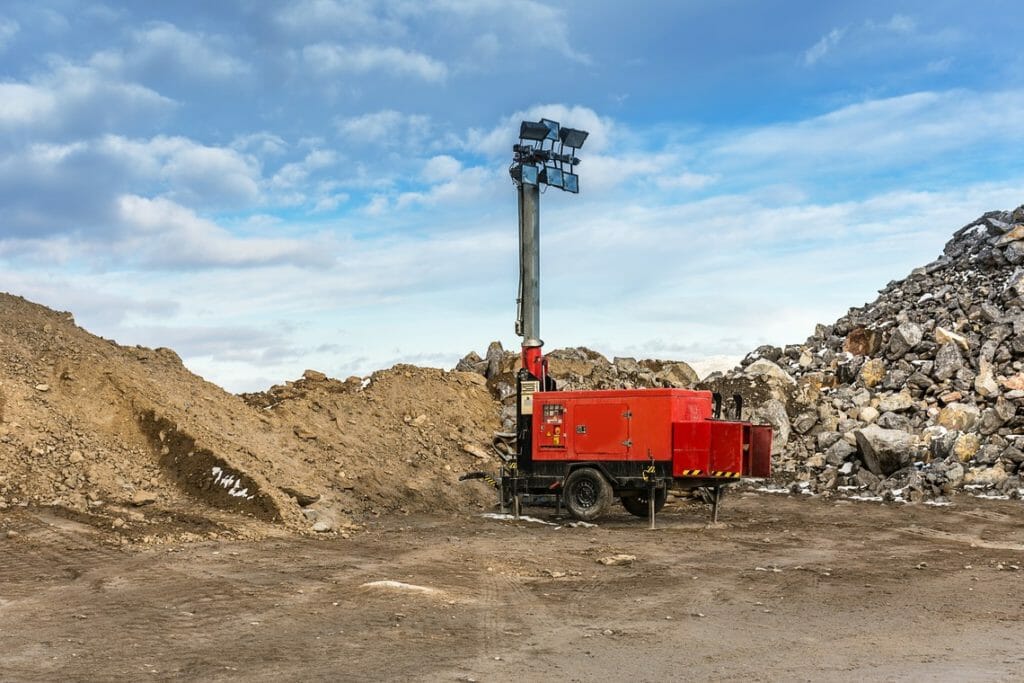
[335,109,431,146]
[417,0,590,65]
[927,57,953,73]
[0,61,174,136]
[0,83,56,127]
[115,195,334,269]
[122,22,250,80]
[271,149,337,189]
[655,172,718,191]
[396,165,494,208]
[274,0,404,38]
[232,132,288,157]
[303,43,447,81]
[98,135,263,208]
[0,17,18,50]
[421,155,462,181]
[879,14,916,34]
[804,28,844,66]
[712,89,1024,169]
[312,192,349,213]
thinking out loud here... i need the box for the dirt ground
[1,493,1023,682]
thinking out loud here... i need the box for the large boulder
[753,398,791,455]
[484,341,505,379]
[745,359,796,386]
[654,361,698,388]
[853,424,917,476]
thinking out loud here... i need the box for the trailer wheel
[562,468,613,521]
[620,489,667,517]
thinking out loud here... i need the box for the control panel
[538,402,566,449]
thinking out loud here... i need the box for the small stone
[932,343,964,382]
[131,490,158,507]
[293,426,318,440]
[597,554,636,566]
[935,327,970,351]
[1001,373,1024,391]
[974,362,999,397]
[877,391,913,413]
[858,406,880,424]
[302,369,327,382]
[937,403,980,432]
[963,463,1008,486]
[938,391,963,405]
[5,530,18,539]
[312,520,334,533]
[463,443,491,460]
[952,433,981,462]
[34,384,50,392]
[69,451,84,464]
[886,322,923,357]
[844,328,882,357]
[858,359,886,388]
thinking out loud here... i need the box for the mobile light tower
[510,118,588,386]
[490,118,771,525]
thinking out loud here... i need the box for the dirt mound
[240,365,502,520]
[0,294,500,540]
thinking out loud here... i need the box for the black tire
[562,468,613,521]
[621,489,667,517]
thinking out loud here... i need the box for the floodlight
[551,152,581,166]
[559,127,589,149]
[562,172,579,193]
[520,121,550,141]
[540,118,560,141]
[521,164,539,185]
[540,166,563,189]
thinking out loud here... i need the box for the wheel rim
[572,479,598,509]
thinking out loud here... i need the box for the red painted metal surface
[749,425,773,477]
[671,421,711,476]
[532,389,713,462]
[521,345,545,381]
[531,388,772,481]
[708,421,743,475]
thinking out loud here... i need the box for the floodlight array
[510,118,587,193]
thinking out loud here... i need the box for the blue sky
[1,1,1023,391]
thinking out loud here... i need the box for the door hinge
[622,410,632,418]
[622,439,633,447]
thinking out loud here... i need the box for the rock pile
[706,205,1024,501]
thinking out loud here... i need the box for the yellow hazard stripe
[678,469,703,476]
[709,471,741,478]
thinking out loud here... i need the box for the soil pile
[0,294,500,539]
[704,204,1024,502]
[240,365,501,523]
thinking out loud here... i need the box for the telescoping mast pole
[510,118,587,384]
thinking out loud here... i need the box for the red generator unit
[506,381,772,521]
